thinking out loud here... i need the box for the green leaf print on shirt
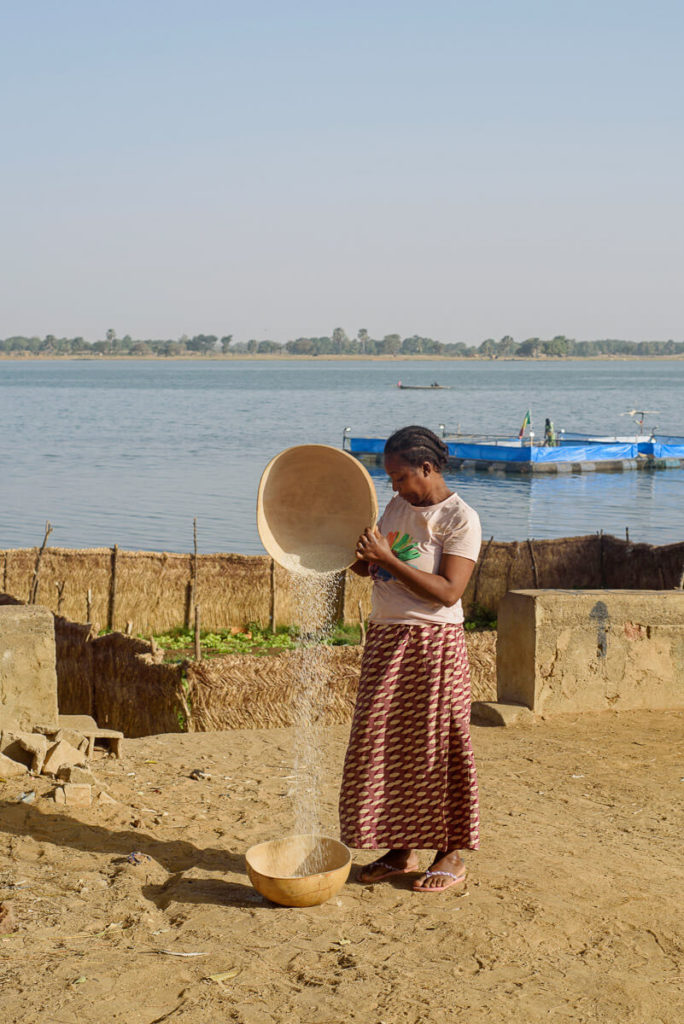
[386,531,421,562]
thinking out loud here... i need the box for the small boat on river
[397,380,451,390]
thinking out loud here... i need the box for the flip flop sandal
[412,868,467,893]
[358,858,417,883]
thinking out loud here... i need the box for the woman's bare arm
[356,527,476,605]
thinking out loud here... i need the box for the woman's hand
[355,526,393,565]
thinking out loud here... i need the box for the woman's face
[384,453,435,506]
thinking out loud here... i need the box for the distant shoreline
[1,352,683,362]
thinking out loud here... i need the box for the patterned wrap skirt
[339,622,480,851]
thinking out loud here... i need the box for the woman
[339,425,481,892]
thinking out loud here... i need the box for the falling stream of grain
[282,557,341,874]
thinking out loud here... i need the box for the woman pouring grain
[339,425,482,892]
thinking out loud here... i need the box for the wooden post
[269,558,276,632]
[358,600,366,645]
[2,551,7,594]
[527,539,539,588]
[472,535,494,606]
[86,588,93,623]
[192,516,198,606]
[506,541,519,590]
[29,520,53,604]
[183,517,199,630]
[194,604,202,661]
[107,544,118,631]
[184,578,193,629]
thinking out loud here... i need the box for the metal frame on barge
[342,428,684,475]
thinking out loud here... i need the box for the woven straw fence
[1,594,186,738]
[186,630,496,731]
[2,536,682,636]
[344,534,684,624]
[54,622,186,738]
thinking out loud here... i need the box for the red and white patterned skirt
[339,622,480,851]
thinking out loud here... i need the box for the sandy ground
[1,710,682,1024]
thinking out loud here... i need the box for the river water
[1,358,681,552]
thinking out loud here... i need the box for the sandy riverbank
[1,710,682,1023]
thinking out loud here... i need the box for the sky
[1,0,683,345]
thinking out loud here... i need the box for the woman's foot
[358,848,419,883]
[412,849,466,892]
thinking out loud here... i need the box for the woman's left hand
[356,526,393,565]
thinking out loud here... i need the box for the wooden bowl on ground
[256,444,377,574]
[245,834,352,907]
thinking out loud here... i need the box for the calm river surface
[1,358,682,553]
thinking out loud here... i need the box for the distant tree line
[1,328,682,359]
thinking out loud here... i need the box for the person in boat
[339,425,482,892]
[544,418,557,447]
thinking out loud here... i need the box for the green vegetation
[1,328,682,359]
[151,622,362,661]
[463,605,497,632]
[149,615,495,662]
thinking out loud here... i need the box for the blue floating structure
[342,430,684,475]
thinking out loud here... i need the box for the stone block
[57,714,98,732]
[497,589,684,714]
[57,765,109,792]
[42,739,87,776]
[53,715,124,759]
[13,732,49,773]
[0,731,32,768]
[60,729,89,752]
[33,725,62,740]
[54,783,93,808]
[62,783,92,807]
[0,606,58,732]
[0,752,28,778]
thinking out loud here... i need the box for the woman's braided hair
[384,425,449,471]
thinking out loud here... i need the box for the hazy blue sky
[2,1,682,345]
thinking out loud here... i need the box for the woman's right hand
[356,526,393,566]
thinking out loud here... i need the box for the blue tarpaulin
[650,442,684,458]
[447,442,532,462]
[531,443,638,463]
[348,436,683,465]
[349,438,386,454]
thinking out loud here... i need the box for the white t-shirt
[369,492,482,625]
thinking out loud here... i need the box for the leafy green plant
[149,621,362,660]
[463,604,497,631]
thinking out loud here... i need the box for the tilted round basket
[257,444,377,574]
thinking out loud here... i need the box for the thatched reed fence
[184,630,497,731]
[0,594,186,738]
[1,599,496,737]
[54,619,188,738]
[2,535,682,636]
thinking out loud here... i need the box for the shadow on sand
[1,799,259,908]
